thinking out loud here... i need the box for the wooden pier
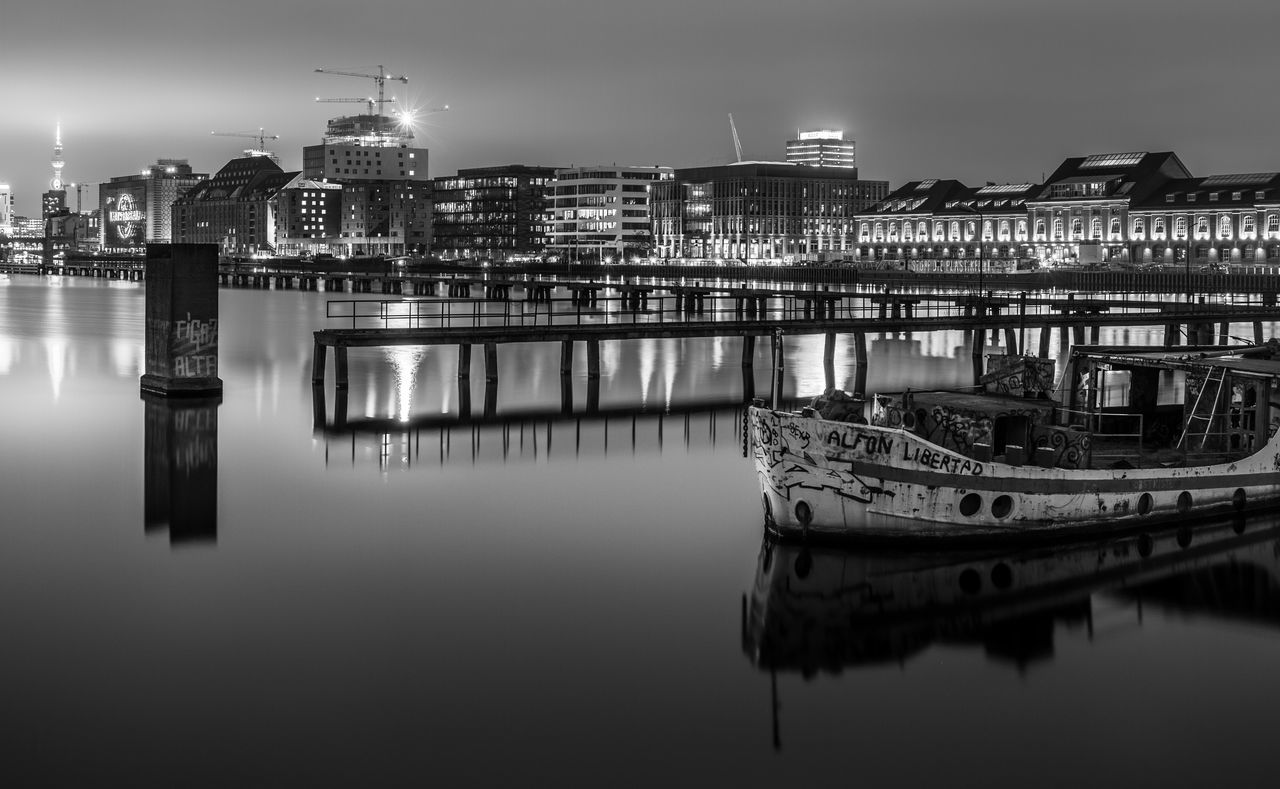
[311,291,1280,401]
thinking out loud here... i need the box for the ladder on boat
[1177,366,1227,451]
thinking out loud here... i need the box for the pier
[311,291,1280,401]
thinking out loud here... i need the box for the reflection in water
[143,393,220,546]
[743,516,1280,746]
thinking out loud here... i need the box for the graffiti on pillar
[154,312,218,378]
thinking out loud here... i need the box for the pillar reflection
[143,393,220,546]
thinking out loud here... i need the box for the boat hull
[749,406,1280,541]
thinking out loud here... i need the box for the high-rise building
[100,159,208,252]
[786,129,856,170]
[432,165,556,261]
[302,114,429,183]
[273,176,343,256]
[546,165,671,263]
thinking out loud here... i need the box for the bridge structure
[310,290,1280,406]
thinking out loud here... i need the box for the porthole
[991,495,1014,519]
[794,500,813,525]
[959,493,983,517]
[959,568,982,595]
[1177,491,1193,513]
[1137,493,1153,515]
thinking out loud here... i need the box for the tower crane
[315,66,408,142]
[211,128,280,157]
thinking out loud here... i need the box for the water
[2,274,1279,786]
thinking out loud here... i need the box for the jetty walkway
[311,290,1280,397]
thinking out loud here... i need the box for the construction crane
[315,96,379,116]
[211,128,280,157]
[316,66,408,141]
[729,114,744,163]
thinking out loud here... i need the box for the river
[2,273,1278,786]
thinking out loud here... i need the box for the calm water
[2,274,1279,787]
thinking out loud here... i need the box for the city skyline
[4,0,1280,216]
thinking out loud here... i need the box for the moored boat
[749,342,1280,540]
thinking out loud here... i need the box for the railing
[1055,407,1145,464]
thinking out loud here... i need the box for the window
[1153,216,1165,234]
[998,220,1010,240]
[1035,219,1046,238]
[1175,217,1187,237]
[949,221,960,241]
[1052,218,1063,239]
[1187,193,1197,203]
[1233,191,1243,200]
[1196,216,1209,235]
[1166,194,1176,203]
[1210,192,1219,202]
[1219,215,1232,238]
[918,221,928,239]
[1132,217,1145,235]
[1109,217,1120,236]
[1243,214,1255,234]
[1072,218,1083,238]
[1269,214,1280,234]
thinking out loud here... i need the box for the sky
[3,0,1280,216]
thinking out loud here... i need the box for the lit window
[1243,215,1255,234]
[1269,215,1280,233]
[1219,215,1232,238]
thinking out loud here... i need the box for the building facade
[273,176,343,256]
[338,180,432,257]
[100,159,207,253]
[172,155,298,256]
[854,151,1280,267]
[432,165,556,261]
[786,130,856,169]
[301,114,429,183]
[546,165,671,263]
[650,162,888,262]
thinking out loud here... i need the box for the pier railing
[324,290,1203,331]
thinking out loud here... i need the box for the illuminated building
[546,165,671,263]
[171,156,298,256]
[299,114,433,256]
[338,180,431,256]
[786,129,856,169]
[856,180,1039,265]
[649,162,888,262]
[274,177,343,256]
[100,160,207,253]
[301,114,429,183]
[432,165,556,261]
[855,151,1280,267]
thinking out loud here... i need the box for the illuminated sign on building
[105,190,145,245]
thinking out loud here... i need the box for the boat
[748,341,1280,540]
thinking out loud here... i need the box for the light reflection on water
[2,274,1280,784]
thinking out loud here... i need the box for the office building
[0,182,14,234]
[432,165,556,261]
[546,165,671,263]
[786,130,856,170]
[273,176,343,256]
[302,114,429,183]
[650,162,888,262]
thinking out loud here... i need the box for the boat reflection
[744,516,1280,677]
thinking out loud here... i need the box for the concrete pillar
[484,342,498,384]
[458,344,472,380]
[587,339,601,379]
[335,346,349,389]
[560,340,574,375]
[312,339,327,385]
[140,244,223,397]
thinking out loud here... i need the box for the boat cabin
[859,343,1280,470]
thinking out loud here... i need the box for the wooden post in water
[335,347,349,389]
[1038,325,1051,358]
[587,340,601,379]
[560,340,574,375]
[458,344,472,379]
[823,332,836,391]
[484,342,498,384]
[140,243,222,397]
[312,339,327,385]
[852,331,868,398]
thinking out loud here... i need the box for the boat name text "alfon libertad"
[822,427,985,476]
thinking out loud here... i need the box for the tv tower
[51,122,66,191]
